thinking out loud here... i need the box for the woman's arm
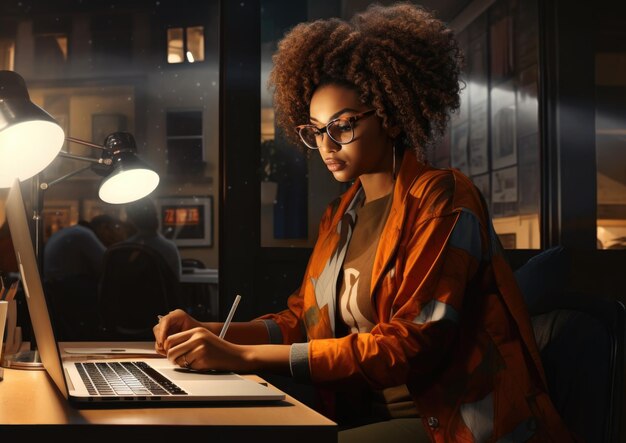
[162,325,292,374]
[154,310,272,354]
[200,321,272,344]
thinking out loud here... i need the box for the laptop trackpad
[159,367,241,381]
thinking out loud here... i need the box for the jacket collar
[370,151,426,310]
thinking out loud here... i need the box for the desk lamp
[0,70,160,369]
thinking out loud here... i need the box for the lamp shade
[97,132,159,204]
[0,71,65,188]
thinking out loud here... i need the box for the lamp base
[1,350,44,370]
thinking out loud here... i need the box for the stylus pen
[219,294,241,339]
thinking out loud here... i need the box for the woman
[154,3,574,441]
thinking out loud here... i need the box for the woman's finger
[165,329,200,363]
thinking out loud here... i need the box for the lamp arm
[65,136,108,151]
[39,151,113,190]
[58,151,111,165]
[40,164,93,190]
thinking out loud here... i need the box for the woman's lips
[325,160,346,172]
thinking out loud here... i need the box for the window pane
[260,1,345,248]
[167,27,184,63]
[166,111,204,176]
[596,11,626,249]
[186,26,205,62]
[432,0,541,249]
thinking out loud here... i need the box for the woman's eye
[334,121,351,132]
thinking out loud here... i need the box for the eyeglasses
[295,109,377,150]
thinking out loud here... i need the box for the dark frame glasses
[295,109,377,149]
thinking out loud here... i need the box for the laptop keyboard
[75,361,188,396]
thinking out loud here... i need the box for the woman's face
[308,83,393,183]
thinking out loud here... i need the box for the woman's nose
[318,134,340,153]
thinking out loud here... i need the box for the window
[431,0,541,249]
[167,26,205,64]
[166,111,204,176]
[595,11,626,250]
[0,38,15,70]
[33,17,70,74]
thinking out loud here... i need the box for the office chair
[531,292,624,443]
[97,242,181,340]
[44,276,101,340]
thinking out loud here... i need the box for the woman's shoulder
[408,166,483,217]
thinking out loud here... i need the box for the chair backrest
[531,293,624,443]
[98,242,181,340]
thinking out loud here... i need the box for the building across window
[167,26,205,64]
[0,38,15,70]
[166,110,204,176]
[33,17,70,75]
[91,14,133,67]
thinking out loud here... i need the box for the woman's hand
[163,327,254,373]
[153,309,204,355]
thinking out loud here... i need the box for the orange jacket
[259,151,575,442]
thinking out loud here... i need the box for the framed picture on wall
[490,79,517,169]
[491,166,518,203]
[472,173,491,207]
[469,101,489,175]
[450,121,470,175]
[157,196,213,247]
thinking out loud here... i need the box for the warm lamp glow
[0,70,65,187]
[0,120,64,187]
[99,168,159,204]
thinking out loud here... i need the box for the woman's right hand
[153,309,203,355]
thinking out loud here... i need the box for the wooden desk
[0,343,337,442]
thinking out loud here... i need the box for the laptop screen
[6,179,68,398]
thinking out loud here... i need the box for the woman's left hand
[163,327,253,372]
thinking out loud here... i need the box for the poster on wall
[491,166,518,203]
[450,121,469,175]
[468,34,489,108]
[469,101,489,175]
[472,173,491,207]
[516,66,539,138]
[490,80,517,169]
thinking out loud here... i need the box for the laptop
[5,179,285,406]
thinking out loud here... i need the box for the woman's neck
[359,172,395,204]
[359,143,398,204]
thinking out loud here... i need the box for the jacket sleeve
[306,177,486,389]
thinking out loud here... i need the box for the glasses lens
[328,119,353,144]
[299,126,321,149]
